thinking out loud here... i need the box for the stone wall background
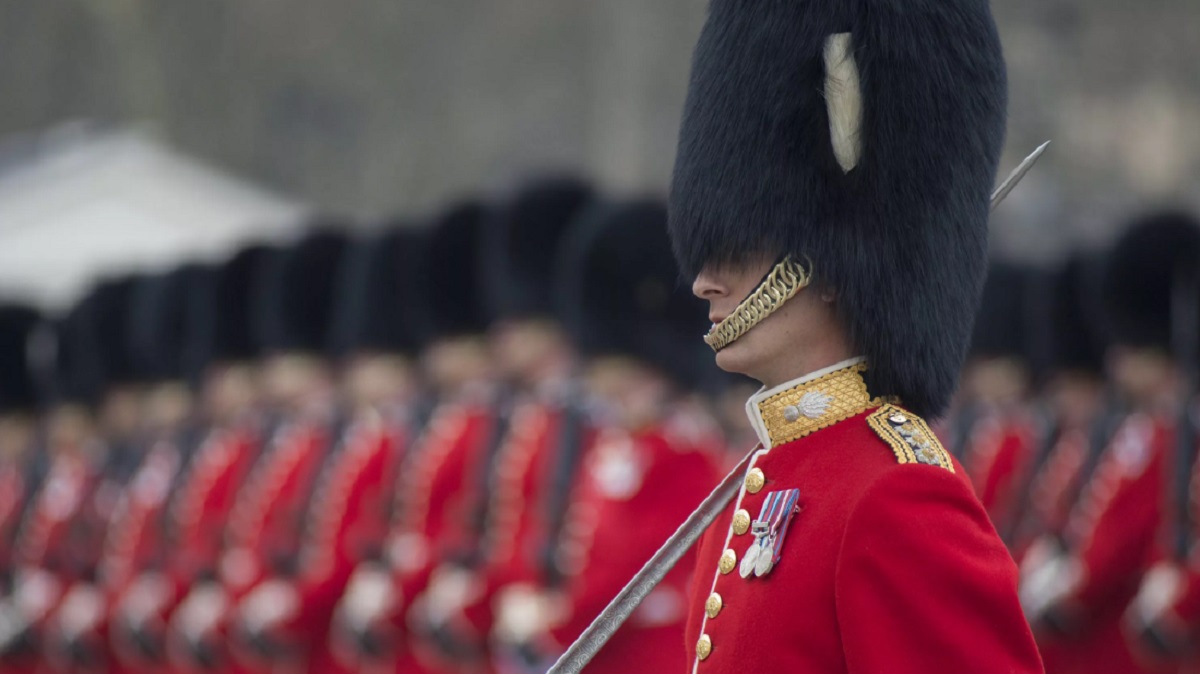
[1,0,1197,256]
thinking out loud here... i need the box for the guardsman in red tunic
[229,227,430,674]
[167,230,349,672]
[1116,213,1200,673]
[1023,213,1200,674]
[108,246,272,672]
[956,261,1042,541]
[407,178,597,673]
[329,201,499,674]
[0,305,42,595]
[488,199,724,673]
[659,0,1042,671]
[48,267,209,673]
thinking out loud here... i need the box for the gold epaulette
[866,404,954,472]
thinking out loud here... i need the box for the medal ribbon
[768,489,802,564]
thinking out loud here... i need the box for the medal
[739,542,760,578]
[741,488,802,579]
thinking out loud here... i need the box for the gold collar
[745,359,876,449]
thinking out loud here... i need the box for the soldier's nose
[692,269,728,301]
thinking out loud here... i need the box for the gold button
[719,549,737,575]
[705,592,723,619]
[731,509,751,535]
[696,634,712,661]
[745,467,765,494]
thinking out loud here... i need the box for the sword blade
[546,451,754,674]
[991,141,1050,210]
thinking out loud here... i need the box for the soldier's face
[693,257,849,388]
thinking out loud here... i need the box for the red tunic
[545,418,723,673]
[683,364,1040,674]
[964,413,1039,539]
[1042,414,1176,674]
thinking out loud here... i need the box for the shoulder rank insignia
[867,404,954,472]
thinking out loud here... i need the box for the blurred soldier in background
[1122,213,1200,671]
[230,226,429,673]
[0,304,43,594]
[111,246,273,672]
[488,198,723,673]
[409,177,595,673]
[47,266,208,672]
[331,200,496,674]
[955,261,1042,542]
[1025,211,1200,674]
[168,230,348,671]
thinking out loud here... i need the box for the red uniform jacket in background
[684,363,1042,674]
[964,413,1039,540]
[1044,413,1175,674]
[546,418,723,673]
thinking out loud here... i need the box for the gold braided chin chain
[703,257,812,352]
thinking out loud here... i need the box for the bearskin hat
[330,225,431,358]
[0,304,42,414]
[557,198,712,389]
[130,265,208,384]
[85,276,146,387]
[421,200,492,340]
[1048,252,1108,376]
[255,229,351,356]
[669,0,1008,417]
[1103,210,1200,352]
[482,176,595,321]
[195,245,277,366]
[971,260,1035,362]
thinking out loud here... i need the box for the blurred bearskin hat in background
[255,227,352,357]
[130,265,209,386]
[0,304,42,414]
[421,200,491,340]
[971,260,1038,365]
[668,0,1008,417]
[558,198,712,389]
[1048,252,1109,377]
[330,225,431,359]
[482,175,594,322]
[1103,210,1200,352]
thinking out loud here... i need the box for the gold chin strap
[703,257,811,352]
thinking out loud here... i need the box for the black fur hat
[330,226,431,358]
[482,176,595,321]
[558,198,712,389]
[1047,252,1108,376]
[970,261,1033,361]
[197,245,276,365]
[0,304,42,414]
[669,0,1008,417]
[86,276,146,387]
[422,200,491,340]
[130,265,208,384]
[1103,210,1200,351]
[255,230,352,357]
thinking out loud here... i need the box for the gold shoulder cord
[703,257,811,352]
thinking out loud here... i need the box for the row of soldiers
[954,210,1200,674]
[0,176,750,674]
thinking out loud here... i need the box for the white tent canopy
[0,125,307,310]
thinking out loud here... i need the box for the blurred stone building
[0,0,1197,256]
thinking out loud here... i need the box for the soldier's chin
[713,335,762,383]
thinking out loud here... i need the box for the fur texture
[556,198,714,389]
[330,226,431,358]
[255,229,351,356]
[482,176,594,320]
[669,0,1008,417]
[422,200,492,339]
[0,305,41,413]
[1103,210,1200,350]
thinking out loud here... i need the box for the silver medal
[754,538,775,576]
[739,542,761,578]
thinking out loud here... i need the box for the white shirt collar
[744,356,867,450]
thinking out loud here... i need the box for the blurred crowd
[0,172,1198,674]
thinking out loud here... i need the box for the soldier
[956,261,1042,541]
[168,230,349,671]
[229,226,430,674]
[111,246,274,671]
[408,177,596,672]
[664,0,1042,671]
[1119,213,1200,672]
[489,198,724,673]
[330,200,496,674]
[0,304,43,596]
[1024,212,1199,674]
[48,266,209,672]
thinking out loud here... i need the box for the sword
[548,141,1051,674]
